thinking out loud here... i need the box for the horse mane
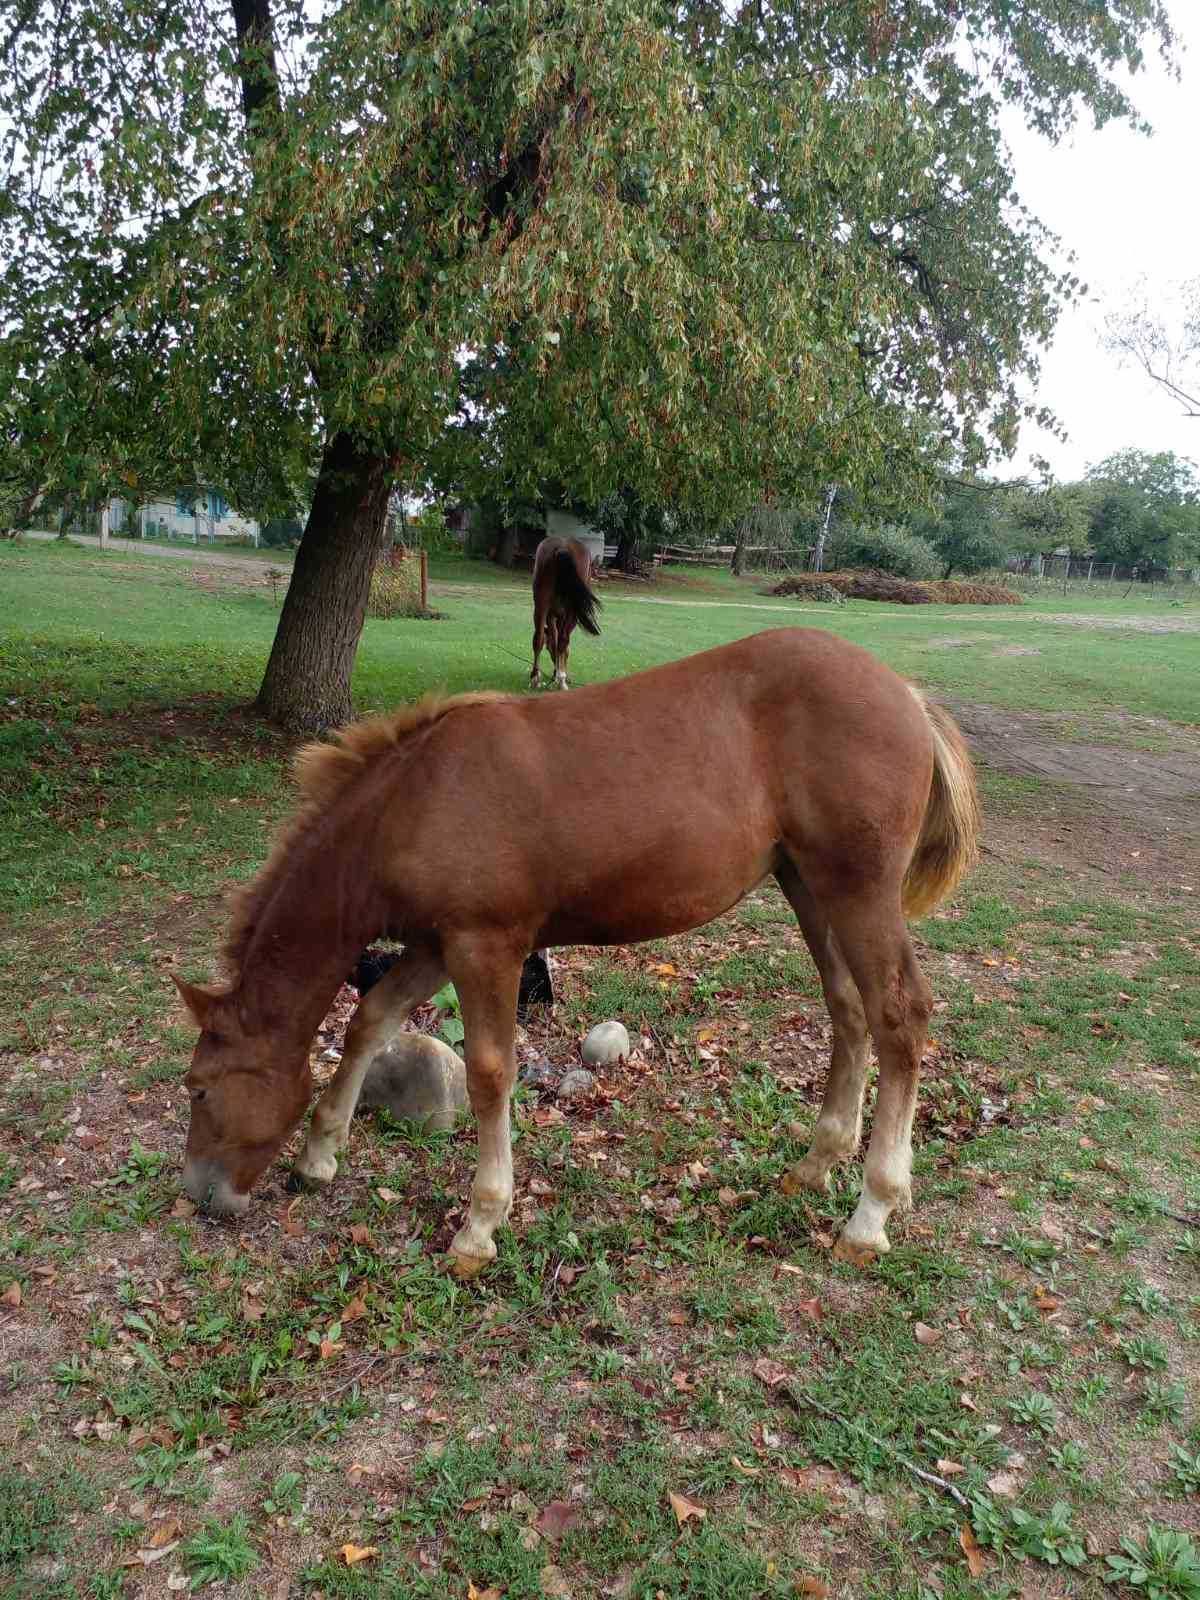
[221,691,508,978]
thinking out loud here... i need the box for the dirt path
[21,528,282,572]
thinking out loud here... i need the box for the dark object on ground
[768,570,1022,605]
[350,945,554,1019]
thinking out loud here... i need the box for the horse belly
[538,828,775,947]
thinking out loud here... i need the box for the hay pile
[368,548,426,618]
[768,570,1022,606]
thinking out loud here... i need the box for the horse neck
[235,826,387,1045]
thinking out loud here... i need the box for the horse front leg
[293,945,446,1186]
[444,936,524,1277]
[530,615,545,688]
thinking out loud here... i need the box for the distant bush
[827,521,940,579]
[262,517,303,548]
[769,571,1022,606]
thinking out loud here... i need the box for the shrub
[827,521,941,578]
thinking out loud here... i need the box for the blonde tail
[902,691,980,919]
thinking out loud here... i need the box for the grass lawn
[1,538,1200,1599]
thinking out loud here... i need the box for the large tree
[1084,449,1200,570]
[0,0,1175,730]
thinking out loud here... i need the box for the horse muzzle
[182,1158,251,1216]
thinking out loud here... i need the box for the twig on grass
[775,1383,972,1510]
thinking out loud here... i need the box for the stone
[581,1020,629,1067]
[520,1057,559,1091]
[557,1068,597,1100]
[355,1033,467,1131]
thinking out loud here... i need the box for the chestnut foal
[175,629,978,1275]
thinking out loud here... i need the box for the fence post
[419,549,428,612]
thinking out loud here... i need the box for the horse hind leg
[555,618,574,689]
[293,945,446,1185]
[822,894,933,1263]
[774,863,870,1196]
[530,612,546,688]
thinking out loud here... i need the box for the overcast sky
[999,3,1198,482]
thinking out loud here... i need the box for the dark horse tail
[553,548,602,636]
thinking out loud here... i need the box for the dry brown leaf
[671,1370,696,1393]
[935,1459,965,1476]
[534,1500,582,1541]
[540,1564,572,1596]
[318,1337,342,1360]
[340,1543,379,1566]
[240,1291,265,1322]
[1,1282,21,1308]
[987,1471,1019,1498]
[959,1524,987,1578]
[375,1187,401,1204]
[914,1321,941,1346]
[468,1584,503,1600]
[716,1186,740,1208]
[147,1519,181,1549]
[1040,1214,1067,1243]
[349,1223,373,1246]
[796,1578,832,1598]
[959,1392,978,1411]
[752,1356,789,1389]
[796,1298,823,1321]
[341,1295,368,1323]
[170,1195,196,1219]
[730,1456,761,1478]
[668,1491,707,1527]
[653,962,678,977]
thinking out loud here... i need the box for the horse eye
[191,1087,207,1103]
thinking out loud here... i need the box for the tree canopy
[1084,449,1200,569]
[0,0,1177,726]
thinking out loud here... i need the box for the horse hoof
[289,1153,337,1189]
[832,1229,887,1267]
[781,1160,831,1197]
[447,1247,493,1279]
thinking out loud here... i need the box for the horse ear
[171,974,226,1030]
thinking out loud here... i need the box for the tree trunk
[255,431,393,734]
[731,514,749,576]
[616,531,637,572]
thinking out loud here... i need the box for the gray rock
[355,1033,467,1131]
[557,1067,597,1100]
[519,1056,559,1090]
[581,1020,630,1068]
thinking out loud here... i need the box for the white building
[107,486,260,545]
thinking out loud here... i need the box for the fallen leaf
[936,1459,965,1476]
[170,1195,196,1219]
[959,1523,987,1578]
[318,1337,342,1360]
[730,1456,761,1477]
[753,1356,789,1389]
[696,1027,716,1044]
[534,1500,582,1541]
[796,1298,823,1321]
[240,1291,265,1322]
[148,1519,181,1549]
[671,1370,696,1393]
[468,1585,502,1600]
[1,1282,21,1308]
[959,1392,978,1412]
[1040,1214,1067,1243]
[653,962,678,977]
[375,1187,401,1204]
[987,1472,1019,1498]
[341,1295,368,1323]
[796,1578,832,1598]
[133,1542,178,1566]
[349,1223,373,1246]
[777,1465,847,1499]
[340,1543,379,1566]
[668,1491,707,1527]
[540,1566,571,1598]
[716,1186,739,1208]
[914,1322,941,1346]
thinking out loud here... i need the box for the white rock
[557,1068,597,1100]
[355,1033,467,1131]
[581,1020,630,1067]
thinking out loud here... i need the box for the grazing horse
[175,629,978,1276]
[529,535,601,689]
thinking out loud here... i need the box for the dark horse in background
[530,536,601,689]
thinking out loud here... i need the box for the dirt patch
[991,644,1040,657]
[1032,610,1200,634]
[947,699,1200,890]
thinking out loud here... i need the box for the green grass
[2,536,1200,1596]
